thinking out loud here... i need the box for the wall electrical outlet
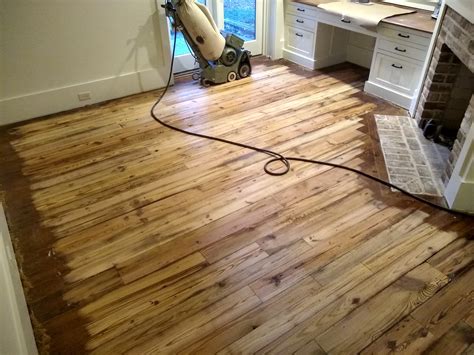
[78,91,91,101]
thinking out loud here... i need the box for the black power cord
[151,20,472,217]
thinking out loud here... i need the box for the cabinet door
[371,52,422,95]
[285,26,315,58]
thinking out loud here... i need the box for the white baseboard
[0,68,168,126]
[283,49,317,69]
[364,80,412,109]
[0,204,38,355]
[283,49,348,70]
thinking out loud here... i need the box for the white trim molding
[444,122,474,212]
[265,0,285,59]
[0,204,38,355]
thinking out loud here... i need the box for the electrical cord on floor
[150,24,472,217]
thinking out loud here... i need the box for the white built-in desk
[283,0,436,109]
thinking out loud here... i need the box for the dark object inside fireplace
[419,118,458,148]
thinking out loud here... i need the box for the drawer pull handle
[295,33,304,37]
[341,18,351,23]
[297,7,305,12]
[392,64,403,69]
[395,47,406,52]
[398,33,410,38]
[296,19,304,23]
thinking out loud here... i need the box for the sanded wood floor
[1,58,473,354]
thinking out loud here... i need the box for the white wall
[0,0,171,125]
[382,0,437,11]
[446,0,474,23]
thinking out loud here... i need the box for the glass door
[222,0,263,55]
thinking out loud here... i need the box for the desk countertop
[292,0,436,33]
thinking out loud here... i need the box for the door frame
[263,0,284,60]
[157,1,175,83]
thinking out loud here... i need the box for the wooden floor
[1,58,473,354]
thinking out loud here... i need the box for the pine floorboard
[0,58,472,354]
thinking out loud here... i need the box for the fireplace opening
[414,5,474,192]
[418,44,474,149]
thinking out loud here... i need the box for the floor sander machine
[163,0,252,86]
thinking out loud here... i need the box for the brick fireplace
[414,3,473,211]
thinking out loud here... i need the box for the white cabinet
[377,38,427,62]
[370,52,422,95]
[365,24,431,109]
[286,1,319,18]
[282,1,432,110]
[286,13,317,32]
[285,26,315,58]
[283,3,353,70]
[378,25,431,47]
[283,2,318,69]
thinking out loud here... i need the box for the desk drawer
[285,25,315,57]
[378,38,428,61]
[378,26,430,48]
[286,2,319,18]
[286,13,317,31]
[310,8,377,37]
[371,52,422,95]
